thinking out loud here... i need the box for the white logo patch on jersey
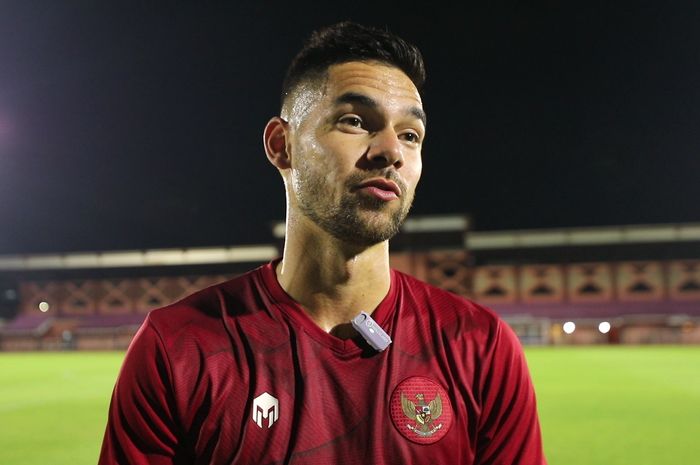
[252,392,279,428]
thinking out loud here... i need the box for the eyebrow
[334,92,427,126]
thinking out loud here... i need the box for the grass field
[0,346,699,464]
[528,346,700,465]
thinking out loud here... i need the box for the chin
[344,214,404,245]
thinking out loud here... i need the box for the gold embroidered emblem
[400,392,444,437]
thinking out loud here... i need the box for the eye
[338,115,364,128]
[400,131,421,144]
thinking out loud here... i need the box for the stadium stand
[1,217,699,349]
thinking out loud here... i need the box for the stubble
[296,166,414,247]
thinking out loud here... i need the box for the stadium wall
[1,219,699,349]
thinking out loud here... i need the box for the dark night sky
[0,2,698,254]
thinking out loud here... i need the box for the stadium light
[563,321,576,334]
[598,321,611,334]
[38,301,50,312]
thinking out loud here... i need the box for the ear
[263,117,291,170]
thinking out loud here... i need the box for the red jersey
[100,261,546,464]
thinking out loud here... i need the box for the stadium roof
[1,220,699,271]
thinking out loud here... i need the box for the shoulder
[145,266,265,349]
[393,269,502,333]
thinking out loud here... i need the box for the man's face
[285,61,425,246]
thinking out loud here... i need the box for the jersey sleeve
[99,316,186,465]
[475,319,547,465]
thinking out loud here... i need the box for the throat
[328,322,358,340]
[274,247,392,337]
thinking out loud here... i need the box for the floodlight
[563,321,576,334]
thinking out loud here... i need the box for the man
[100,22,547,464]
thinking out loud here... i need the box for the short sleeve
[475,320,547,465]
[99,316,186,465]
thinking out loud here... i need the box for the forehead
[323,61,423,108]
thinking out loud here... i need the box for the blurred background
[0,2,698,464]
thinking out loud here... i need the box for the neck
[276,217,391,335]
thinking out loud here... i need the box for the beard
[295,168,415,247]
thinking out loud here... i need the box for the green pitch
[0,352,124,465]
[528,345,700,465]
[0,347,699,465]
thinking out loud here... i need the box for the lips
[356,178,402,197]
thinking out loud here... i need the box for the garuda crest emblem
[401,392,444,437]
[390,376,453,444]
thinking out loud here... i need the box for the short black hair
[281,22,426,108]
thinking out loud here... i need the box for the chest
[172,331,479,464]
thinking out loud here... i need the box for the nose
[366,128,404,168]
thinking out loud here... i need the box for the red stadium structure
[1,216,699,350]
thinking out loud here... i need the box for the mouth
[355,178,402,201]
